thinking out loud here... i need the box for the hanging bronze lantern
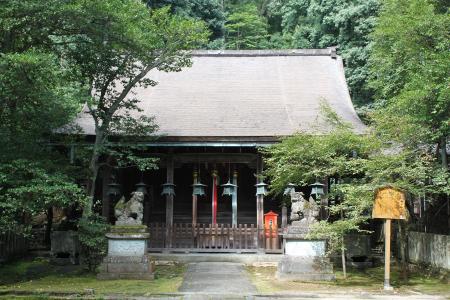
[192,182,207,196]
[221,180,237,196]
[310,181,325,198]
[161,183,176,196]
[192,168,207,196]
[283,183,296,195]
[135,182,148,195]
[255,182,268,196]
[107,182,121,196]
[222,163,237,197]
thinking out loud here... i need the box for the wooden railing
[0,231,29,263]
[148,223,282,253]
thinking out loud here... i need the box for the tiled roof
[73,49,366,141]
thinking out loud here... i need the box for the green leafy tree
[369,0,449,241]
[369,0,449,165]
[50,1,208,215]
[268,0,380,106]
[0,160,85,234]
[263,105,449,253]
[225,3,269,49]
[0,1,86,233]
[78,214,110,271]
[1,0,208,222]
[262,106,378,250]
[148,0,226,39]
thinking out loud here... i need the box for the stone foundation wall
[407,231,449,270]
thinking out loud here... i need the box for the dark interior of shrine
[111,161,283,225]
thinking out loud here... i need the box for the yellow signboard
[372,186,406,220]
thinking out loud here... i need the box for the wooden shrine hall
[73,49,366,253]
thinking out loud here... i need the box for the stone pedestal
[276,229,335,281]
[50,231,79,265]
[97,225,154,280]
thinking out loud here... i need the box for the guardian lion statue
[114,191,144,225]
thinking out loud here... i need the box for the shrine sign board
[372,186,406,220]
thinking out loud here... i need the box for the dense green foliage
[369,0,449,146]
[57,1,208,215]
[0,1,86,233]
[224,3,269,49]
[264,0,449,248]
[78,215,110,271]
[0,160,85,234]
[267,0,379,105]
[149,0,226,39]
[264,108,448,251]
[0,0,208,231]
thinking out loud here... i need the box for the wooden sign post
[372,186,406,291]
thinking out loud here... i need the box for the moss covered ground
[246,264,450,296]
[1,258,448,299]
[0,258,185,298]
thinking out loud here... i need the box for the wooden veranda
[148,223,282,253]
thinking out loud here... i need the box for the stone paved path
[179,262,257,294]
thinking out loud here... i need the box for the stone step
[151,253,282,266]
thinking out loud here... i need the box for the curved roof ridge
[191,48,337,57]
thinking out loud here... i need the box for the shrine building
[73,49,366,253]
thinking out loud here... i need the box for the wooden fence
[148,223,282,253]
[0,231,29,263]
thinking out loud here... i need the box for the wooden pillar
[384,219,393,290]
[232,170,238,227]
[256,154,264,250]
[192,170,198,227]
[144,186,153,226]
[101,166,112,222]
[281,204,287,229]
[165,155,174,249]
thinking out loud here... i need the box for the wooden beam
[174,153,258,165]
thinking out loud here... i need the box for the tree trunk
[341,237,347,279]
[44,207,53,249]
[398,220,408,282]
[440,136,448,169]
[439,136,449,234]
[340,209,346,279]
[83,129,103,217]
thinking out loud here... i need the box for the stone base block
[97,254,155,280]
[276,255,335,281]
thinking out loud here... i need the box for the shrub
[77,214,109,272]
